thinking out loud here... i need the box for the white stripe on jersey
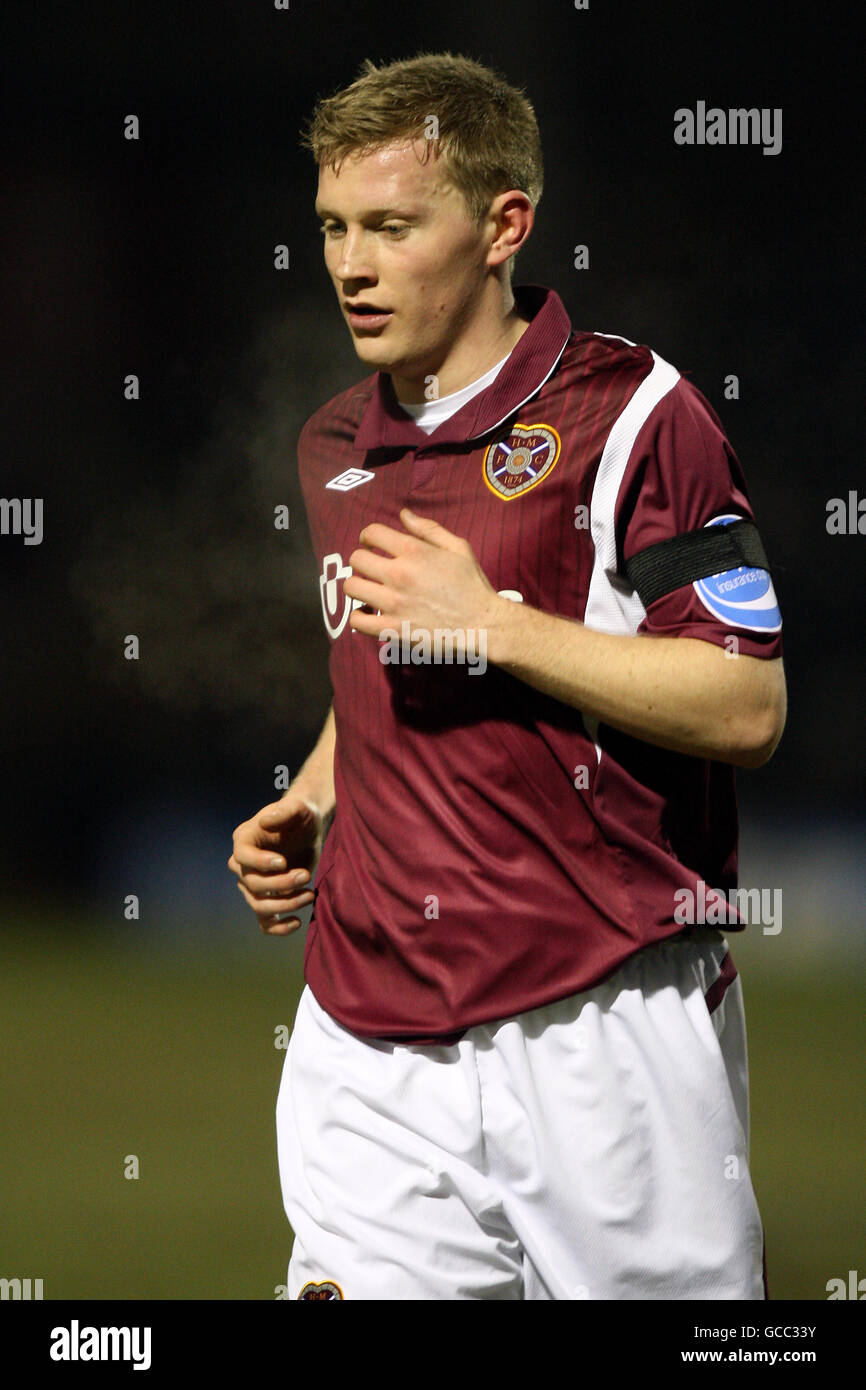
[583,347,681,758]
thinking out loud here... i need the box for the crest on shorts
[298,1280,344,1300]
[482,423,561,500]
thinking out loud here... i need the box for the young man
[228,53,786,1300]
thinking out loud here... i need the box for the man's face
[315,139,493,384]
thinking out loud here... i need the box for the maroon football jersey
[296,284,783,1042]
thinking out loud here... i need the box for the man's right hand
[228,794,324,936]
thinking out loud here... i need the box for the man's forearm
[287,700,337,819]
[485,597,785,768]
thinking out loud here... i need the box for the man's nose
[335,229,375,282]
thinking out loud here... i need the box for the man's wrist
[484,592,534,669]
[284,782,333,823]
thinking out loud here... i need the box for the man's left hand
[344,508,501,639]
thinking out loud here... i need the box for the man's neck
[392,300,531,405]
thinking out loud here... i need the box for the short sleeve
[615,376,783,659]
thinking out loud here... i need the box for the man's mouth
[345,302,393,328]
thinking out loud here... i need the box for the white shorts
[276,928,765,1300]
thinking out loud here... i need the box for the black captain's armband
[624,519,771,608]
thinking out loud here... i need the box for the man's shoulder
[556,327,659,394]
[554,328,722,431]
[298,373,379,460]
[567,326,655,361]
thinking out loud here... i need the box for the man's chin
[350,339,404,372]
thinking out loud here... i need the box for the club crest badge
[483,423,561,500]
[298,1279,344,1300]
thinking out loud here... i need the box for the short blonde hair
[300,51,543,269]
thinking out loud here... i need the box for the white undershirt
[394,352,512,436]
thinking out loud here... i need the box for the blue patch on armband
[693,514,782,633]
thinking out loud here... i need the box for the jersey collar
[353,284,573,452]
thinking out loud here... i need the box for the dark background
[1,0,862,1299]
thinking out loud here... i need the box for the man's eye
[318,223,407,239]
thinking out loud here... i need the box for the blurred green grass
[0,922,862,1299]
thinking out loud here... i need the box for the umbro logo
[326,468,375,492]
